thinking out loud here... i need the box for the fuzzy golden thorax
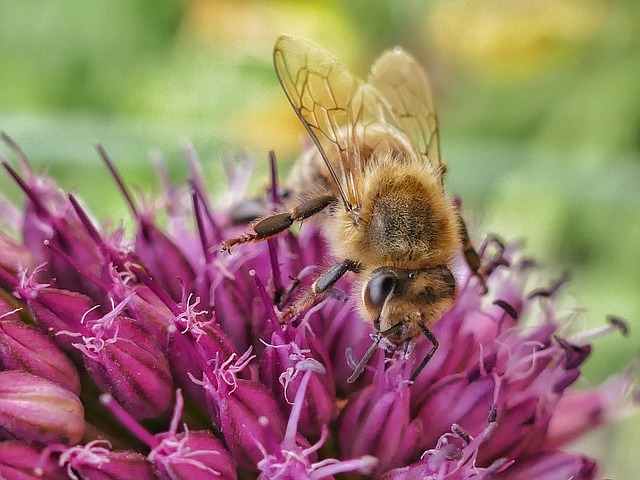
[315,152,461,339]
[326,152,460,271]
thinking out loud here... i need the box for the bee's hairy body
[290,145,460,343]
[222,35,483,378]
[292,148,458,266]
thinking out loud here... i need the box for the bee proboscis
[222,35,484,382]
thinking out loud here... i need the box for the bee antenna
[346,321,405,383]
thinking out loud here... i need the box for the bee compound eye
[364,269,397,309]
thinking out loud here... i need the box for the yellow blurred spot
[426,0,610,80]
[185,0,356,59]
[229,95,306,161]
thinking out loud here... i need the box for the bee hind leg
[455,201,487,293]
[221,194,335,251]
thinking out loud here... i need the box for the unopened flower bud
[58,441,156,480]
[494,451,596,480]
[151,430,237,480]
[135,219,197,303]
[259,324,334,438]
[0,441,67,479]
[0,319,80,395]
[17,276,102,357]
[0,371,84,445]
[202,350,287,471]
[115,282,173,348]
[80,314,173,420]
[338,364,421,476]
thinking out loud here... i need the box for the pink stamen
[99,393,158,448]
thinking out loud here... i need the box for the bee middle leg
[221,194,335,251]
[280,259,360,322]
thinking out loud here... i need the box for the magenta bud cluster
[0,138,634,479]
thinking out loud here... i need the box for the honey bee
[222,35,483,382]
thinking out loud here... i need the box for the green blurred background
[1,0,638,476]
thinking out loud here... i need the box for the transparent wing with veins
[273,35,416,218]
[368,47,444,183]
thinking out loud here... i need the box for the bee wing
[273,35,412,214]
[368,47,444,180]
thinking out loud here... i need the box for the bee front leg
[221,194,335,251]
[280,259,360,323]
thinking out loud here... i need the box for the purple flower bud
[200,349,287,471]
[259,321,335,438]
[381,422,507,480]
[16,271,102,356]
[338,363,421,476]
[257,368,377,479]
[166,295,239,407]
[109,275,173,349]
[0,441,67,479]
[58,441,156,480]
[415,373,496,448]
[0,318,80,395]
[101,390,237,480]
[77,299,173,419]
[134,220,197,303]
[493,451,597,480]
[211,251,273,353]
[0,371,84,445]
[150,430,237,480]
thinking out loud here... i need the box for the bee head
[362,265,456,343]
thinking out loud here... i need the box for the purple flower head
[107,268,173,348]
[15,267,103,357]
[0,136,636,478]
